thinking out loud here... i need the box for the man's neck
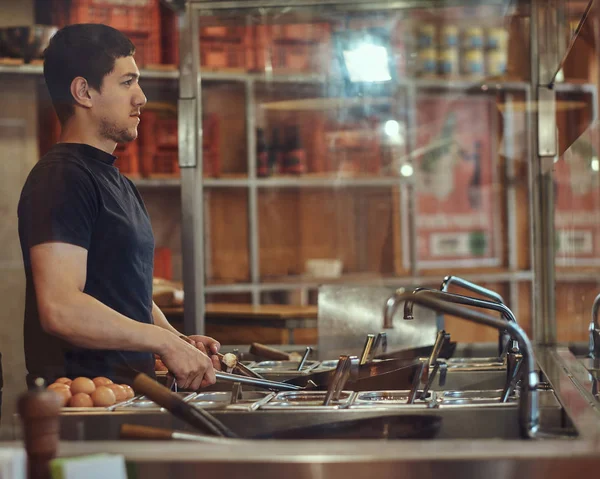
[59,122,116,155]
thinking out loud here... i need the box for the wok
[283,358,422,391]
[121,414,442,441]
[374,341,457,361]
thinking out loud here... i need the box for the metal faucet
[439,276,512,358]
[384,290,540,439]
[589,293,600,359]
[404,288,520,359]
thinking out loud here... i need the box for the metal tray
[442,389,516,400]
[439,389,518,406]
[353,390,436,406]
[261,390,354,409]
[189,391,270,407]
[446,358,505,370]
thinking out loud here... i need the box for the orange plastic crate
[52,0,160,34]
[148,149,180,177]
[115,141,140,177]
[200,40,253,70]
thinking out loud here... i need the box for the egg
[91,386,116,407]
[47,383,69,391]
[54,377,72,386]
[49,387,72,407]
[68,392,93,408]
[70,377,96,395]
[106,384,127,402]
[120,384,135,399]
[92,377,113,387]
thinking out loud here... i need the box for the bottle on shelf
[269,127,284,175]
[282,125,306,175]
[256,128,270,177]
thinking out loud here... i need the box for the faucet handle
[371,332,388,360]
[359,334,376,366]
[323,355,356,406]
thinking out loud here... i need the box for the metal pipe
[405,288,519,358]
[589,293,600,358]
[384,290,540,439]
[440,275,505,304]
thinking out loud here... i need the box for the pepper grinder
[18,377,63,479]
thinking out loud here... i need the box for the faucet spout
[590,293,600,359]
[407,289,520,358]
[383,290,540,439]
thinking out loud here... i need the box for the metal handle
[215,371,302,391]
[323,355,353,406]
[371,332,388,361]
[297,347,312,371]
[359,334,376,366]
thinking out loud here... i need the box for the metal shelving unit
[171,0,600,336]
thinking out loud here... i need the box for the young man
[18,24,219,390]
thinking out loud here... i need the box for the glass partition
[179,0,599,345]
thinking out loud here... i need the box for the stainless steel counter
[7,345,600,478]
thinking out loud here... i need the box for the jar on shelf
[418,47,437,76]
[438,47,460,76]
[462,26,485,49]
[440,25,459,47]
[486,49,507,76]
[461,48,485,77]
[486,27,508,50]
[417,23,436,49]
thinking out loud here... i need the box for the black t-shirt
[18,143,156,385]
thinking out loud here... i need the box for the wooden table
[161,303,318,344]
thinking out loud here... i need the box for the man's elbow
[38,300,72,337]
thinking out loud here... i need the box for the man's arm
[151,301,181,336]
[31,242,215,390]
[152,302,221,356]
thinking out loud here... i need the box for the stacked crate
[50,0,161,67]
[138,109,179,177]
[114,141,140,177]
[254,23,331,74]
[199,25,254,71]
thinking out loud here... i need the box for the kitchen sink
[434,369,507,391]
[49,392,570,441]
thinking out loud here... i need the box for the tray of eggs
[47,377,136,412]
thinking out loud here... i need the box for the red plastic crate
[150,149,180,177]
[255,23,331,44]
[130,33,161,66]
[153,246,173,280]
[51,0,160,34]
[200,25,247,41]
[114,141,140,177]
[200,39,253,71]
[254,41,329,73]
[160,2,179,65]
[155,117,178,148]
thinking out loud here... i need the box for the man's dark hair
[43,24,135,124]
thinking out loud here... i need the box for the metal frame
[177,0,593,339]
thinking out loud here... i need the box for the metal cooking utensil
[297,347,312,371]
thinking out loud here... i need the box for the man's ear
[70,77,93,109]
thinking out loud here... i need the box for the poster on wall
[554,124,600,266]
[409,94,502,268]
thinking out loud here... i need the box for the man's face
[91,56,147,144]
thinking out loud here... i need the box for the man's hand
[159,335,216,390]
[186,335,220,355]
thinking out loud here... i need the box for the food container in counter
[261,391,355,410]
[351,390,437,408]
